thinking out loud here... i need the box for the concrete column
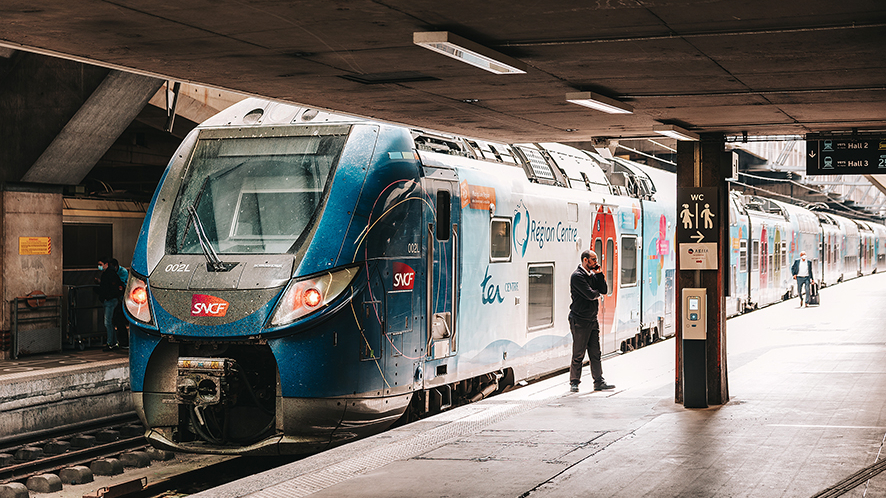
[0,184,63,360]
[675,134,730,406]
[23,70,164,185]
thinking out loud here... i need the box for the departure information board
[806,137,886,175]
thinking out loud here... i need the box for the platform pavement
[0,348,131,437]
[196,271,886,498]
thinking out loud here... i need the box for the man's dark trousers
[797,275,811,304]
[569,315,602,385]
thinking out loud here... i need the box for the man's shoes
[594,383,616,391]
[570,383,579,393]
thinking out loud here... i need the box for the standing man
[97,256,124,350]
[791,250,815,307]
[569,250,615,392]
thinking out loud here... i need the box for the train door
[591,205,618,354]
[424,175,460,363]
[773,230,782,285]
[760,226,769,292]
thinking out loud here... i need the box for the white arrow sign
[691,231,704,243]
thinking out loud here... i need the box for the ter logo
[191,294,229,317]
[392,262,415,291]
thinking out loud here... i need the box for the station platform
[197,271,886,498]
[0,348,131,438]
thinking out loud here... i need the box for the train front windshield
[169,127,348,255]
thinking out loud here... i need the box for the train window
[752,240,760,271]
[739,239,748,272]
[606,238,614,290]
[490,219,511,262]
[436,190,451,241]
[594,239,603,276]
[171,129,346,254]
[528,264,554,331]
[620,236,637,286]
[781,242,787,268]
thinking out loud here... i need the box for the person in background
[791,250,815,307]
[96,256,124,350]
[113,258,128,286]
[110,258,129,348]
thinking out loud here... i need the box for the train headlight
[304,288,322,308]
[269,266,359,327]
[125,273,154,325]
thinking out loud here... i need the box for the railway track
[0,413,155,492]
[0,411,297,498]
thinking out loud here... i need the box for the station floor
[197,271,886,498]
[0,347,125,377]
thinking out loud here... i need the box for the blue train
[124,98,884,455]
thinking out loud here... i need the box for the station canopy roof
[1,1,885,145]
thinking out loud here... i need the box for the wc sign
[677,187,719,270]
[392,262,416,291]
[677,187,719,244]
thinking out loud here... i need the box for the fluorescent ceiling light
[414,31,527,75]
[654,124,700,141]
[565,92,633,114]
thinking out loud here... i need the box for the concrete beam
[22,70,163,185]
[148,82,244,128]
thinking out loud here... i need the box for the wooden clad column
[675,133,730,406]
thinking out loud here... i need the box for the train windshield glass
[170,127,348,254]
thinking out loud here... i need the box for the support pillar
[0,184,64,360]
[675,134,730,406]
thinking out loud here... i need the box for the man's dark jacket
[569,265,608,322]
[790,259,815,281]
[98,267,123,302]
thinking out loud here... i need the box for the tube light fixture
[653,124,700,141]
[413,31,527,75]
[565,92,633,114]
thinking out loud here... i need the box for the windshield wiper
[187,204,233,272]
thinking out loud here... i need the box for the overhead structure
[0,1,883,144]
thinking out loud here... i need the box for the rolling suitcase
[807,282,820,306]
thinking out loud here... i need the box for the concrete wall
[1,185,64,359]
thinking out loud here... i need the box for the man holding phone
[568,250,615,392]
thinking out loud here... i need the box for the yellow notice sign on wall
[19,237,51,255]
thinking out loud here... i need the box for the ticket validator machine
[682,288,708,408]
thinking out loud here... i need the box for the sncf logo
[392,262,415,291]
[191,294,229,317]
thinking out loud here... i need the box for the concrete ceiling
[1,1,885,144]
